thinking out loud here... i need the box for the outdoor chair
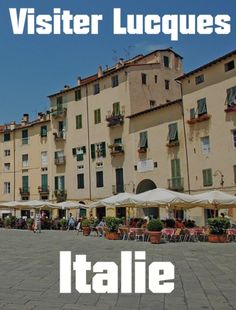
[119,227,129,240]
[135,228,145,241]
[161,228,175,242]
[227,229,236,242]
[170,228,183,242]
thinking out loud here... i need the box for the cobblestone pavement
[0,229,236,310]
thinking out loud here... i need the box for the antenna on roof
[124,45,135,60]
[112,49,118,62]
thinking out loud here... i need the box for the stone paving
[0,229,236,310]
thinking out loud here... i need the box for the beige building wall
[180,52,236,224]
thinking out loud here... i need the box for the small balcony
[54,189,67,202]
[53,131,66,141]
[138,147,147,154]
[187,114,211,125]
[51,107,67,118]
[38,186,49,195]
[19,187,30,196]
[109,143,124,156]
[225,105,236,113]
[166,140,180,148]
[168,177,184,192]
[55,156,66,166]
[106,113,124,127]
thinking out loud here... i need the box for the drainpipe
[85,85,92,201]
[13,128,16,201]
[177,81,191,194]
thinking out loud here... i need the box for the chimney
[21,113,29,125]
[77,76,81,86]
[119,58,125,66]
[64,85,70,90]
[10,122,16,130]
[98,65,103,78]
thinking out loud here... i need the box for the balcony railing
[166,140,180,148]
[187,114,211,125]
[54,189,67,202]
[106,113,124,127]
[53,131,66,141]
[38,186,49,194]
[55,156,66,165]
[19,187,30,195]
[225,105,236,113]
[51,107,67,118]
[109,143,124,156]
[168,177,184,191]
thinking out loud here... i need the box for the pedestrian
[34,212,41,233]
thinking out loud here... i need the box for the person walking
[34,212,41,233]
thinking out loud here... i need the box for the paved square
[0,229,236,310]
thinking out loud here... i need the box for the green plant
[105,217,121,232]
[208,217,230,235]
[60,218,67,228]
[81,219,91,228]
[147,219,163,232]
[26,218,34,229]
[4,217,11,227]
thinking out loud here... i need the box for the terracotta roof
[177,49,236,81]
[127,99,182,119]
[48,48,182,98]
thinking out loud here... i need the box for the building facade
[0,48,235,224]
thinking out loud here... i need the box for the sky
[0,0,235,124]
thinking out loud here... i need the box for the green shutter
[22,176,28,191]
[171,159,181,178]
[94,109,101,124]
[197,98,207,115]
[203,169,213,186]
[40,126,47,137]
[139,131,148,148]
[72,148,76,156]
[190,108,196,119]
[101,142,106,157]
[168,123,178,141]
[113,102,120,115]
[41,175,48,191]
[98,109,101,123]
[91,144,96,159]
[75,89,81,101]
[76,115,82,129]
[77,153,84,161]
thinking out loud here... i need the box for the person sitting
[175,218,185,229]
[96,218,106,237]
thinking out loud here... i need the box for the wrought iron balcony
[109,143,124,156]
[19,187,30,195]
[54,156,66,165]
[38,186,49,194]
[54,189,67,202]
[53,131,66,141]
[106,113,124,127]
[51,107,67,118]
[168,177,184,191]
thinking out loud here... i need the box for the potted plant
[4,217,11,229]
[81,219,91,236]
[26,218,34,230]
[147,219,164,244]
[105,217,121,240]
[208,217,230,243]
[60,218,67,230]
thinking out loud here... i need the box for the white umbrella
[89,192,137,208]
[191,190,236,209]
[50,201,88,210]
[132,188,195,208]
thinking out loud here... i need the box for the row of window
[141,72,170,90]
[195,60,235,85]
[2,126,48,143]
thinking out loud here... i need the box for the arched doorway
[136,179,159,219]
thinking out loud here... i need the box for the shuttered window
[76,115,82,129]
[94,109,101,124]
[168,123,178,141]
[75,89,81,101]
[139,131,148,148]
[77,174,84,189]
[203,169,213,187]
[226,86,236,107]
[197,98,207,116]
[96,171,104,188]
[40,126,47,137]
